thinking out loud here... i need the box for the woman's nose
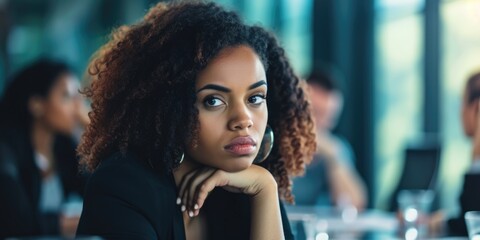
[228,104,253,131]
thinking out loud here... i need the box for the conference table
[285,205,468,240]
[6,206,467,240]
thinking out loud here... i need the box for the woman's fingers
[184,168,214,216]
[177,168,216,217]
[177,165,276,217]
[195,170,229,211]
[178,170,197,211]
[187,169,216,213]
[181,170,203,213]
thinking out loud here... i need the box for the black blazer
[0,127,87,239]
[447,173,480,236]
[77,151,294,240]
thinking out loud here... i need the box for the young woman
[0,59,87,238]
[76,2,316,239]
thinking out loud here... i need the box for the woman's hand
[177,164,285,240]
[59,214,80,238]
[176,164,277,217]
[427,210,446,237]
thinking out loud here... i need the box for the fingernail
[181,205,186,212]
[189,211,194,217]
[176,198,181,205]
[194,204,199,210]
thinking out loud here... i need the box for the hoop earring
[254,125,274,163]
[178,152,185,164]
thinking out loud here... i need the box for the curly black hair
[78,1,316,202]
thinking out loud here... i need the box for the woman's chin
[219,158,253,173]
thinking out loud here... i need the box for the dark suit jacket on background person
[0,127,87,239]
[77,151,294,240]
[447,173,480,236]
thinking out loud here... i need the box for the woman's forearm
[250,179,284,240]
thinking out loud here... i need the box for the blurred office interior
[1,0,480,218]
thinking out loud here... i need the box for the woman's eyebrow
[196,80,267,93]
[248,80,267,90]
[197,84,231,93]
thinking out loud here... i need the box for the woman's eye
[204,97,224,107]
[248,95,266,105]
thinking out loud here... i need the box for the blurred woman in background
[0,59,88,239]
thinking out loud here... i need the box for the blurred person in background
[429,71,480,237]
[292,70,367,210]
[0,59,89,239]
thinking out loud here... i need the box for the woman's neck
[31,121,54,158]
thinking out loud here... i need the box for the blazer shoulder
[79,151,179,238]
[84,151,176,206]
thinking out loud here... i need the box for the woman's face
[462,87,477,138]
[31,73,80,134]
[187,45,268,172]
[308,84,343,132]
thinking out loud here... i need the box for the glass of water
[465,211,480,240]
[397,190,434,240]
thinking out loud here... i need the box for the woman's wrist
[252,174,278,199]
[249,172,283,240]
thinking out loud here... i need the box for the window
[374,0,424,208]
[215,0,313,76]
[440,0,480,215]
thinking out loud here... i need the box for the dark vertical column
[312,0,375,207]
[312,0,334,69]
[423,0,441,134]
[271,0,283,35]
[347,0,375,207]
[0,1,11,92]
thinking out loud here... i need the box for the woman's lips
[224,136,257,156]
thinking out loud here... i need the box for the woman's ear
[28,96,45,118]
